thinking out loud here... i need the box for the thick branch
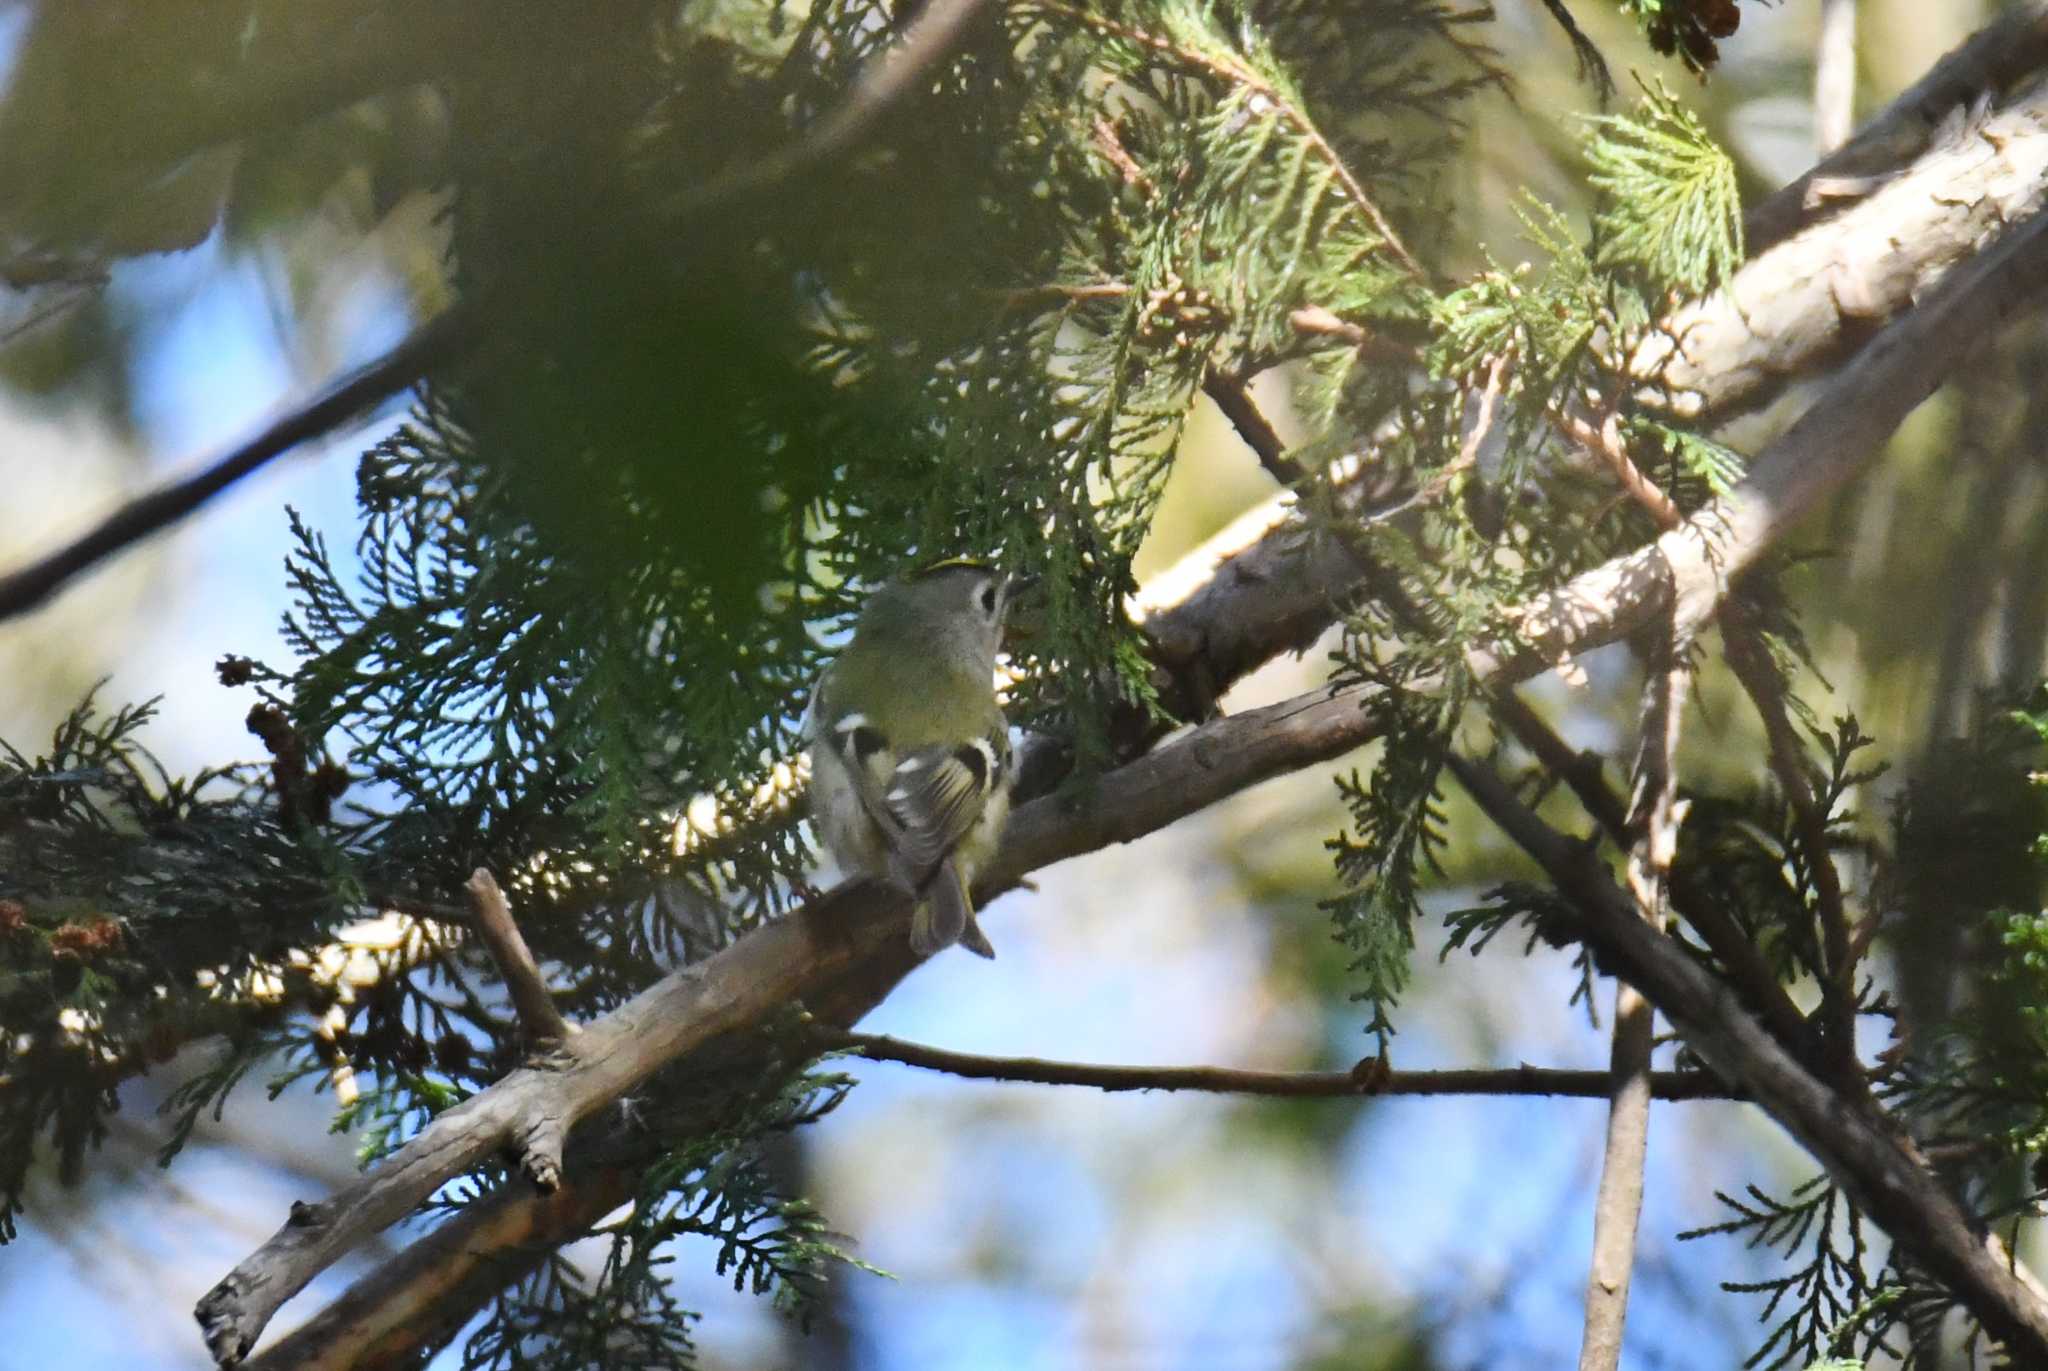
[1268,32,2048,428]
[254,959,1717,1371]
[1636,75,2048,422]
[1512,208,2048,671]
[823,1030,1737,1100]
[1748,3,2048,251]
[244,1164,636,1371]
[1447,754,2048,1359]
[0,313,460,623]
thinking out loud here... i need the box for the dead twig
[1202,372,1308,486]
[462,869,573,1051]
[1552,405,1682,531]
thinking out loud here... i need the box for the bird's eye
[978,583,998,615]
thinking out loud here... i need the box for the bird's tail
[912,857,997,959]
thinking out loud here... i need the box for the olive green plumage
[807,562,1019,958]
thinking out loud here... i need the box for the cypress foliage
[0,3,2041,1366]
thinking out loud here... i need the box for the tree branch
[462,869,573,1054]
[1719,598,1859,1073]
[1578,624,1688,1371]
[1490,688,1826,1065]
[1446,752,2048,1359]
[1202,371,1308,486]
[1552,406,1681,531]
[1288,304,1420,367]
[1813,0,1859,157]
[244,1163,637,1371]
[819,1029,1737,1101]
[1485,691,1821,1060]
[0,311,460,623]
[1510,207,2048,674]
[1636,73,2048,422]
[253,1020,1742,1371]
[1749,2,2048,251]
[1138,30,2048,742]
[674,0,996,213]
[190,44,2048,1360]
[1578,974,1655,1371]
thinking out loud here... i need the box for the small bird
[807,560,1022,958]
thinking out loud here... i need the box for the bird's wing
[816,673,1007,886]
[875,735,1006,882]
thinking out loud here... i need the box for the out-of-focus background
[0,2,2033,1367]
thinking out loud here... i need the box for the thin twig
[997,280,1133,313]
[1485,690,1820,1059]
[462,869,572,1049]
[1090,114,1156,194]
[1579,621,1689,1371]
[1289,303,1370,345]
[1815,0,1859,156]
[675,0,996,213]
[1486,691,1628,834]
[1207,354,1496,518]
[1460,357,1509,469]
[0,311,461,623]
[1539,0,1616,101]
[1416,352,1508,503]
[820,1029,1739,1100]
[1356,352,1508,524]
[1288,304,1421,367]
[1551,406,1682,531]
[1580,979,1653,1371]
[1720,598,1859,1074]
[1202,372,1308,485]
